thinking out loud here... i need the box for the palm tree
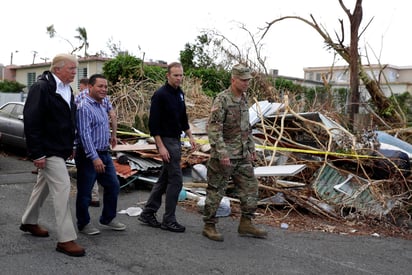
[75,27,89,57]
[46,24,76,52]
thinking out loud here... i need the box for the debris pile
[107,81,411,237]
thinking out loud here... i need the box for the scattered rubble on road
[99,98,412,239]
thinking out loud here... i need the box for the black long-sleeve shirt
[148,82,190,138]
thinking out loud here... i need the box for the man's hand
[69,149,76,160]
[220,157,231,167]
[110,135,117,149]
[93,158,105,173]
[189,137,197,152]
[33,158,46,169]
[250,152,257,161]
[158,145,170,163]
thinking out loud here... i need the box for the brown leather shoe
[20,224,49,237]
[56,241,85,257]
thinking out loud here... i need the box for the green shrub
[0,80,26,93]
[103,54,143,84]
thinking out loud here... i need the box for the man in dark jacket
[20,53,85,257]
[138,62,196,233]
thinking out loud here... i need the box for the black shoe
[138,213,161,228]
[160,221,185,233]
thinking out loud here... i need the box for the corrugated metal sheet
[126,153,162,172]
[312,164,394,215]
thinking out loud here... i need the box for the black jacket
[148,82,190,138]
[23,71,76,160]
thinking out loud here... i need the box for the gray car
[0,102,26,149]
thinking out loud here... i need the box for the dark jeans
[142,137,182,223]
[75,149,120,229]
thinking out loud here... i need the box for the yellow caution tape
[115,130,378,159]
[115,130,150,138]
[255,145,377,159]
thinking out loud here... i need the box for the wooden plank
[254,164,306,177]
[191,151,210,157]
[184,182,208,188]
[275,179,306,187]
[112,144,157,152]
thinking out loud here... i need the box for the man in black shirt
[138,62,196,233]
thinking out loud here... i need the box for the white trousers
[21,156,77,242]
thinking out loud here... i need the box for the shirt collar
[52,74,67,88]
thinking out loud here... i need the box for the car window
[0,104,14,116]
[12,104,24,118]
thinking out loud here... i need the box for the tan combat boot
[238,216,268,238]
[202,223,224,242]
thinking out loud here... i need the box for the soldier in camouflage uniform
[202,64,267,241]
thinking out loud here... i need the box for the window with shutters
[27,72,36,88]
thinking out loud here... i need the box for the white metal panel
[254,164,306,177]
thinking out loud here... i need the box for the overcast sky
[1,0,410,78]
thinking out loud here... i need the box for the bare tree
[342,0,361,126]
[106,37,124,57]
[261,0,405,129]
[204,23,269,74]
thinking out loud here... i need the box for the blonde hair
[50,53,78,72]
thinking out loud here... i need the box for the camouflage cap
[231,64,252,80]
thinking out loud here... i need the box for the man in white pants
[20,53,86,257]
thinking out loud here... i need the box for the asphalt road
[0,151,411,275]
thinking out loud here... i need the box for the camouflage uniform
[203,87,258,223]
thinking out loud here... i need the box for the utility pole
[10,50,18,65]
[32,51,38,64]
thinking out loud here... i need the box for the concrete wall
[0,92,25,106]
